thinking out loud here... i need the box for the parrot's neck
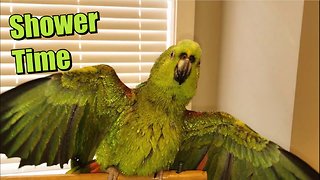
[137,81,190,114]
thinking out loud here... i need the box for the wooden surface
[1,170,207,180]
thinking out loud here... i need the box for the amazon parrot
[0,40,318,180]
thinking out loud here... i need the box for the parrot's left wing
[172,111,318,180]
[0,65,133,168]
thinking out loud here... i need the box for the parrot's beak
[174,56,192,85]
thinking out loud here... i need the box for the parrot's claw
[106,166,120,180]
[153,170,164,180]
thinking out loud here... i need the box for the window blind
[0,0,174,93]
[0,0,175,175]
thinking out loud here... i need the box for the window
[0,0,174,92]
[0,0,175,175]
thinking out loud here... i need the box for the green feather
[1,40,317,179]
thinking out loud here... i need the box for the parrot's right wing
[172,111,318,180]
[0,65,133,168]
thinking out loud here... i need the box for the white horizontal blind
[0,0,174,175]
[0,0,174,93]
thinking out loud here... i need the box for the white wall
[216,1,304,149]
[175,0,195,42]
[192,1,222,111]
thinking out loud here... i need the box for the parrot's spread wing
[172,111,318,180]
[0,65,133,168]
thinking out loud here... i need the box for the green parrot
[0,40,318,180]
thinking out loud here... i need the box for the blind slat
[1,0,167,8]
[1,3,167,19]
[98,18,167,30]
[1,0,79,5]
[0,3,11,15]
[1,63,154,75]
[1,16,167,30]
[1,40,166,52]
[1,73,150,87]
[0,32,166,41]
[82,31,166,41]
[0,52,161,63]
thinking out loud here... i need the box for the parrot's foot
[106,166,120,180]
[153,170,164,180]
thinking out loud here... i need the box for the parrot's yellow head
[147,39,202,104]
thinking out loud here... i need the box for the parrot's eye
[170,51,175,58]
[189,55,195,63]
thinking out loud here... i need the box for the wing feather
[0,65,133,168]
[172,111,318,180]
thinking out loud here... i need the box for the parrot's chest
[110,110,183,176]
